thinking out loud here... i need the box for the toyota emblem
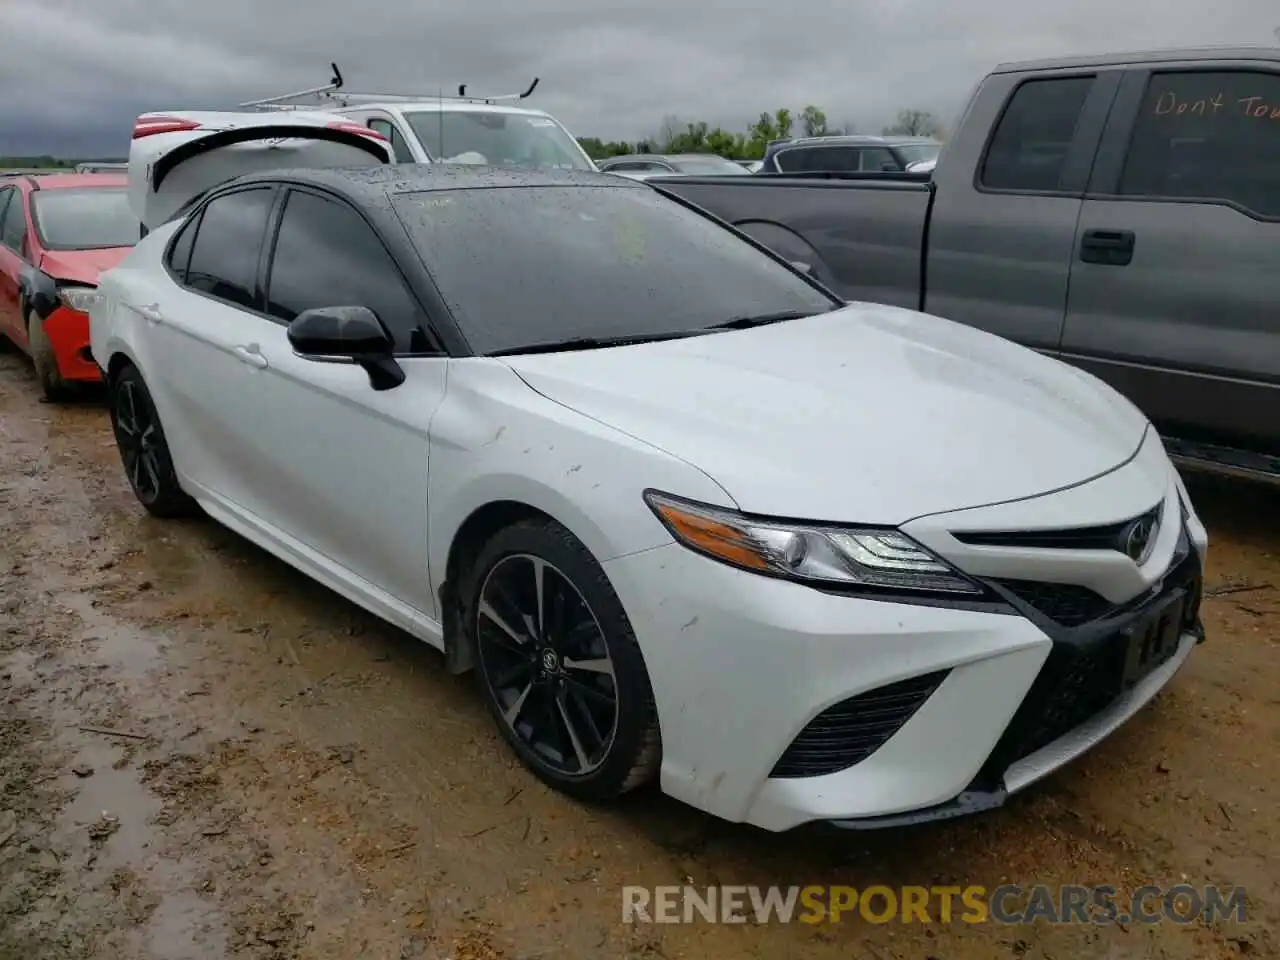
[1122,515,1157,563]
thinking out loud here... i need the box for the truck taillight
[325,121,389,142]
[132,116,202,139]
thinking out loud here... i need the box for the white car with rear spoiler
[128,110,393,231]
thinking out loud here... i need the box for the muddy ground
[0,350,1275,960]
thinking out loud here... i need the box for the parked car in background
[656,47,1280,485]
[0,172,137,399]
[758,135,942,174]
[240,69,598,172]
[90,112,1206,833]
[596,153,750,177]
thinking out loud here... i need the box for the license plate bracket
[1121,592,1185,690]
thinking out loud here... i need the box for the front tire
[465,518,661,801]
[108,364,196,518]
[26,309,70,402]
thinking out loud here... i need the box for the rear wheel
[108,364,196,518]
[465,519,661,801]
[25,308,70,402]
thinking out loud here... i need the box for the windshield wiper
[487,330,705,357]
[704,308,830,331]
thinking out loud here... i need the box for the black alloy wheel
[108,365,195,518]
[468,519,660,800]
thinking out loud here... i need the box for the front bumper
[604,434,1206,832]
[44,306,102,382]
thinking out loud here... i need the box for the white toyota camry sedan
[89,114,1208,832]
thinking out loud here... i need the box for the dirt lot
[0,350,1275,960]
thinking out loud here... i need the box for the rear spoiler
[148,123,390,193]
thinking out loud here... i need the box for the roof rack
[239,63,541,111]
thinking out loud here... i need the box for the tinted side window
[981,76,1094,192]
[369,120,415,163]
[859,147,899,171]
[265,190,428,353]
[166,212,200,281]
[1,188,27,254]
[184,188,275,309]
[777,147,860,173]
[1120,70,1280,218]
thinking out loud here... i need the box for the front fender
[425,359,735,600]
[18,264,58,321]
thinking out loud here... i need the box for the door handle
[136,302,164,324]
[232,344,269,369]
[1080,229,1135,266]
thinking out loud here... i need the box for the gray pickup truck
[655,47,1280,484]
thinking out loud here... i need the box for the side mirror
[789,260,813,274]
[287,306,405,391]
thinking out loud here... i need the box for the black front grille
[953,504,1161,552]
[1006,637,1128,761]
[977,544,1204,784]
[993,579,1114,627]
[770,671,949,779]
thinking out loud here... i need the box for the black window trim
[261,183,447,357]
[1085,64,1280,224]
[161,183,281,321]
[973,70,1120,199]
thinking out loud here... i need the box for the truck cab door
[924,71,1119,352]
[1061,64,1280,456]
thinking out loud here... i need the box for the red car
[0,173,137,399]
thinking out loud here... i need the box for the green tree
[579,103,892,162]
[882,109,941,138]
[800,105,828,137]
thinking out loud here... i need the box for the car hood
[502,303,1149,524]
[38,247,132,286]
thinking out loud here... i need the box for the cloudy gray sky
[0,0,1275,156]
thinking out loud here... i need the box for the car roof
[331,101,558,119]
[230,164,639,198]
[28,172,128,190]
[0,172,128,192]
[992,45,1280,74]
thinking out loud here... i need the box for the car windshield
[393,185,837,355]
[669,156,750,175]
[895,143,940,164]
[403,110,594,171]
[30,187,137,250]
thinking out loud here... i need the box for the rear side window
[981,76,1094,192]
[166,213,200,281]
[184,188,275,310]
[0,188,27,254]
[859,147,899,172]
[265,190,428,353]
[1119,70,1280,218]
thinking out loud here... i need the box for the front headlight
[57,285,102,313]
[644,491,982,595]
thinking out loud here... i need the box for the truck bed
[651,174,933,310]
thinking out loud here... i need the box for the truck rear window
[981,76,1094,193]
